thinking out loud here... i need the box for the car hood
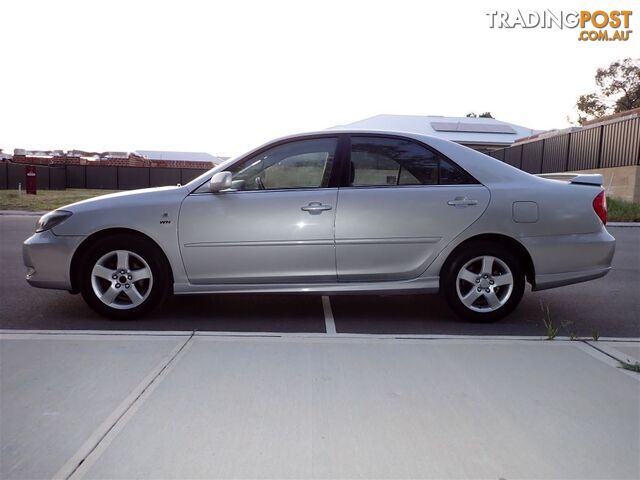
[59,186,186,212]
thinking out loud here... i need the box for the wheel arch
[69,228,174,293]
[440,233,536,287]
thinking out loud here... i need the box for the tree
[575,57,640,125]
[466,112,494,118]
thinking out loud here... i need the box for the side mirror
[209,171,233,192]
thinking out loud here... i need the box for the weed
[541,302,558,340]
[619,360,640,373]
[560,319,578,340]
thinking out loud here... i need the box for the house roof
[136,150,222,163]
[329,114,541,146]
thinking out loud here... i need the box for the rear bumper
[522,227,616,291]
[533,266,611,291]
[23,231,84,290]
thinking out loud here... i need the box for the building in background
[136,150,225,169]
[330,114,540,153]
[8,149,222,170]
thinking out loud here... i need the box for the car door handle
[447,197,478,207]
[301,202,333,214]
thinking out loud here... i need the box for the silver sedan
[23,130,615,322]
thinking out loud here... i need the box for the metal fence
[0,163,210,190]
[488,116,640,173]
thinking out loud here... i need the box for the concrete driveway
[1,330,638,480]
[1,215,638,337]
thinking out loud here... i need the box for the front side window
[229,138,337,191]
[350,136,477,186]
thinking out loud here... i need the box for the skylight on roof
[431,122,516,134]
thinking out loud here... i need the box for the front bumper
[522,227,616,291]
[23,230,84,290]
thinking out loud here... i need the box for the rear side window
[439,156,478,185]
[349,136,477,186]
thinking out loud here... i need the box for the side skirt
[172,276,440,295]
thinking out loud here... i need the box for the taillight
[593,190,607,225]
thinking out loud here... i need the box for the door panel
[335,186,490,281]
[179,189,338,284]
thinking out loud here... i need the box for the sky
[1,0,637,157]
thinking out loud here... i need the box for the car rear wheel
[80,235,170,319]
[442,242,525,322]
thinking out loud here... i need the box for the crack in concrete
[54,330,196,480]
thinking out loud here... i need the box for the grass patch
[608,197,640,222]
[0,189,119,212]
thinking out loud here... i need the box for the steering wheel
[255,177,265,190]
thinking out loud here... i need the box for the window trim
[341,133,481,189]
[189,132,480,195]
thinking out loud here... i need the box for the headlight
[36,210,73,233]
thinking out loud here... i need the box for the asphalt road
[1,215,638,336]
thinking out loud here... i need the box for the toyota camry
[23,130,615,322]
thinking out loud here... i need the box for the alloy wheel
[455,255,514,313]
[90,250,153,310]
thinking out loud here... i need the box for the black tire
[441,241,525,322]
[79,234,171,320]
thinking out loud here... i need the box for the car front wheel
[79,235,170,319]
[442,243,525,322]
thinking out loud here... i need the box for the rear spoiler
[536,173,603,186]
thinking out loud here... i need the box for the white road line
[322,296,337,335]
[53,332,196,480]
